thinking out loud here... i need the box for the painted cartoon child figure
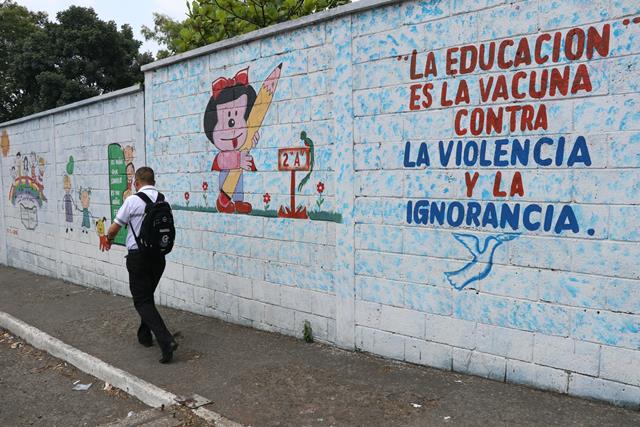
[204,68,260,214]
[123,145,135,200]
[15,152,22,176]
[63,175,76,233]
[96,217,108,250]
[123,145,135,167]
[123,162,135,200]
[37,157,45,184]
[29,152,37,181]
[79,187,92,234]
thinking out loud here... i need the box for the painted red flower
[202,181,209,191]
[263,193,271,204]
[316,182,325,194]
[184,191,190,201]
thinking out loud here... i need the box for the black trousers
[126,251,173,347]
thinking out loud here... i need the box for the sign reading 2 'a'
[278,147,311,172]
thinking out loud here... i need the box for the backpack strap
[131,192,153,249]
[136,192,153,205]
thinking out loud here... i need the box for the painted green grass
[173,204,342,223]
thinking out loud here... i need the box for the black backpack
[131,192,175,256]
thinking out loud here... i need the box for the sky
[17,0,188,55]
[17,0,361,57]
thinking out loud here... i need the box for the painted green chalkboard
[108,143,127,246]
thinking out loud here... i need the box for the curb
[0,310,241,427]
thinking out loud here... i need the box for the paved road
[0,329,150,426]
[2,266,640,426]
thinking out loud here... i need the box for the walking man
[102,167,178,363]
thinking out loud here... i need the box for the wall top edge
[0,84,143,129]
[140,0,404,73]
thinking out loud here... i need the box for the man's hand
[103,222,122,253]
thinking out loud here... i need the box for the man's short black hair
[135,167,155,185]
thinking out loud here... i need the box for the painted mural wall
[143,24,343,342]
[2,116,57,275]
[0,88,144,295]
[1,0,640,408]
[349,0,640,407]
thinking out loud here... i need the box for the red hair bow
[211,68,249,99]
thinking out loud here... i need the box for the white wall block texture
[569,374,640,409]
[405,337,453,370]
[355,325,375,352]
[372,328,406,360]
[534,334,601,376]
[425,313,477,349]
[476,324,534,362]
[506,360,569,394]
[3,0,640,408]
[453,348,506,381]
[600,346,640,387]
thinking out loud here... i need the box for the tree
[0,2,153,122]
[141,13,185,60]
[0,1,47,121]
[142,0,350,59]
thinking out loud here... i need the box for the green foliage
[0,1,153,122]
[142,0,350,57]
[141,13,185,60]
[303,320,314,343]
[0,1,47,121]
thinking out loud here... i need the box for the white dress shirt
[114,185,162,250]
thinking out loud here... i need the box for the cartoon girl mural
[78,187,92,234]
[204,64,282,214]
[63,175,76,233]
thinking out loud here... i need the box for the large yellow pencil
[222,63,282,197]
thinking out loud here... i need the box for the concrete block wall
[0,87,144,295]
[1,0,640,408]
[142,19,344,343]
[1,115,58,276]
[349,0,640,409]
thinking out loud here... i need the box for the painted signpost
[278,146,311,219]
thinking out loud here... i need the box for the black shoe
[159,341,179,364]
[139,338,153,347]
[138,334,153,347]
[137,326,153,347]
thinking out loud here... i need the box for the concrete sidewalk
[1,266,638,426]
